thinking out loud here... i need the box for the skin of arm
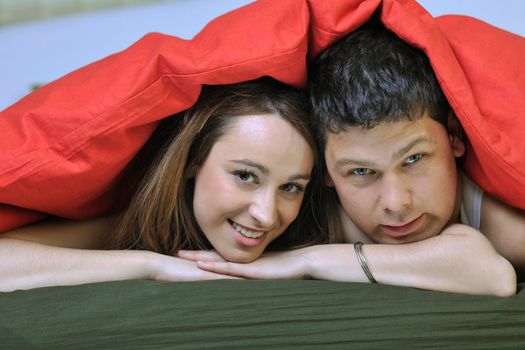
[188,223,516,297]
[0,217,232,292]
[480,193,525,277]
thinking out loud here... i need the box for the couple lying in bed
[1,21,523,296]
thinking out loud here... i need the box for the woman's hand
[149,252,238,281]
[177,249,311,280]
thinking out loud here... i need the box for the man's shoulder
[480,188,525,230]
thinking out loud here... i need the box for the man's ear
[447,112,466,158]
[325,171,335,187]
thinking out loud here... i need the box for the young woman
[0,78,326,292]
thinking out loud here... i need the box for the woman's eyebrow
[288,174,311,181]
[230,159,311,181]
[229,159,269,174]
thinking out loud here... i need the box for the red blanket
[1,0,524,231]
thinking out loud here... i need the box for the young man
[187,20,524,296]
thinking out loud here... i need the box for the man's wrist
[354,242,377,283]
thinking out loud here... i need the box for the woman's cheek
[283,197,304,227]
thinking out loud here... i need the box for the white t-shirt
[460,173,483,230]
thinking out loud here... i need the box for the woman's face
[192,114,314,263]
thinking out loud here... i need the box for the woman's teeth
[232,222,265,238]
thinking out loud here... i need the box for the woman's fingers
[197,261,255,278]
[197,259,288,279]
[153,254,241,281]
[182,250,308,280]
[177,250,226,262]
[198,270,242,280]
[197,250,309,279]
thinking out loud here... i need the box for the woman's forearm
[0,237,154,292]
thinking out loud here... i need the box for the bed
[1,280,524,348]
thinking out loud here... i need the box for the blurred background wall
[0,0,166,25]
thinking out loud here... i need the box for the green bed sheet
[1,280,524,349]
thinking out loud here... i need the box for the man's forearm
[305,225,516,296]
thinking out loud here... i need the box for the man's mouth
[229,220,266,239]
[380,214,425,238]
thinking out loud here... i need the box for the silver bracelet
[354,241,377,283]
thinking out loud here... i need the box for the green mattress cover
[1,280,524,349]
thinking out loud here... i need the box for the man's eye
[233,170,257,184]
[350,168,371,176]
[405,154,423,165]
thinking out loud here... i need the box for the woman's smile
[228,219,268,247]
[192,113,314,262]
[230,220,266,238]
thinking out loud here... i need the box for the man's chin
[376,228,441,245]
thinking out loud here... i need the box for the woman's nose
[248,190,278,228]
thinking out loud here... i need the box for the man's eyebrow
[391,136,431,161]
[229,159,269,175]
[332,136,432,171]
[333,158,375,171]
[229,159,311,181]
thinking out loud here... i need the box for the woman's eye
[280,183,304,194]
[405,153,423,165]
[350,168,371,176]
[234,170,258,184]
[280,183,305,199]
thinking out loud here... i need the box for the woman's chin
[220,249,261,264]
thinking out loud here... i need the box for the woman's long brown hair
[111,78,328,255]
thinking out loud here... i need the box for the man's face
[324,115,465,244]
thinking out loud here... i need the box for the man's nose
[248,189,278,228]
[379,174,412,214]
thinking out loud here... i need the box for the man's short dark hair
[309,19,450,144]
